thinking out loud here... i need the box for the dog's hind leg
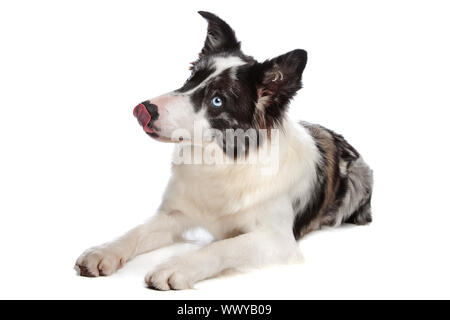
[75,211,193,277]
[342,157,373,226]
[345,194,372,225]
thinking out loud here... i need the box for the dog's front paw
[75,246,125,277]
[145,259,193,290]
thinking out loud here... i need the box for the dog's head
[134,11,307,148]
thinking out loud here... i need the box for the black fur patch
[198,11,241,56]
[254,50,307,129]
[206,65,260,157]
[190,85,207,112]
[176,64,216,94]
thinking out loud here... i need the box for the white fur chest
[162,121,320,225]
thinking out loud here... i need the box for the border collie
[76,11,373,290]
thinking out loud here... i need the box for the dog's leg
[145,198,300,290]
[145,229,299,290]
[75,211,192,277]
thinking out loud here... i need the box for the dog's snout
[133,100,159,134]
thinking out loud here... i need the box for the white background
[1,0,449,299]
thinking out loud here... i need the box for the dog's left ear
[198,11,241,56]
[257,49,308,109]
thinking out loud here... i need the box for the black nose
[141,100,159,121]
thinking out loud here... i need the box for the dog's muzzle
[133,100,158,134]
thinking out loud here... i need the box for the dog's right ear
[198,11,241,56]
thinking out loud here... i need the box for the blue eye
[211,96,223,108]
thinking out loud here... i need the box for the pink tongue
[133,104,154,133]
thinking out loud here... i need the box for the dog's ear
[198,11,241,56]
[256,49,307,109]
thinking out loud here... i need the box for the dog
[75,11,373,290]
